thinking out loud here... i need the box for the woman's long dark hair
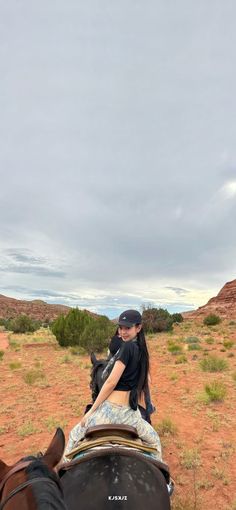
[136,327,149,397]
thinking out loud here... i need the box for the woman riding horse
[64,309,162,461]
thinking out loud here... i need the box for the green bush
[142,306,173,333]
[200,355,228,372]
[51,308,114,352]
[205,337,214,344]
[171,313,183,323]
[175,354,187,364]
[204,380,227,402]
[185,336,200,344]
[8,315,41,333]
[167,342,183,354]
[222,340,234,349]
[80,316,114,353]
[188,343,201,351]
[203,314,221,326]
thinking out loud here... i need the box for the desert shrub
[200,355,228,372]
[23,369,45,385]
[0,350,4,360]
[51,309,91,347]
[0,318,13,329]
[185,336,200,344]
[9,315,41,333]
[142,306,173,333]
[188,343,201,351]
[205,337,214,344]
[228,320,236,326]
[204,380,227,402]
[157,417,177,436]
[80,316,114,353]
[223,340,234,349]
[171,313,183,323]
[51,308,114,352]
[167,342,183,354]
[18,421,39,437]
[175,354,187,364]
[69,346,87,356]
[180,448,201,469]
[9,361,22,370]
[203,314,221,326]
[232,372,236,382]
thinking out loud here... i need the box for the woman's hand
[80,409,93,428]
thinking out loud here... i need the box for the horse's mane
[90,359,107,402]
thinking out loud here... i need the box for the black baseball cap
[118,310,142,327]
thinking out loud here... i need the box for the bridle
[0,459,60,510]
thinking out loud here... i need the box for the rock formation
[183,279,236,319]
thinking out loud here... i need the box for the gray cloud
[1,1,236,317]
[165,287,190,296]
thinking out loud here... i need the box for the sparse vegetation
[0,317,235,510]
[185,336,200,344]
[157,417,177,436]
[211,466,229,485]
[223,340,234,349]
[167,342,183,354]
[23,369,46,385]
[18,421,39,437]
[175,354,187,364]
[205,337,214,344]
[9,361,22,370]
[180,448,201,469]
[204,314,221,326]
[169,372,179,381]
[204,380,227,402]
[200,355,228,372]
[188,343,201,351]
[44,416,67,432]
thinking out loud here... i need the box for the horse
[59,354,172,509]
[60,439,171,510]
[0,428,67,510]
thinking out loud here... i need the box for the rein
[0,460,60,510]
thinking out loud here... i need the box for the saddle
[65,424,160,459]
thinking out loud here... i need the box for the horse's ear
[43,428,65,469]
[91,352,97,365]
[0,460,10,482]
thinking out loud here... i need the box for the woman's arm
[80,360,126,424]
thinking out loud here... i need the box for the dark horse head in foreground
[0,428,67,510]
[59,353,172,509]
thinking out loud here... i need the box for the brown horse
[0,428,67,510]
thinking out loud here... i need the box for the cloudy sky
[1,1,236,318]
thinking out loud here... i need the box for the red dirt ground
[0,332,9,351]
[0,323,236,510]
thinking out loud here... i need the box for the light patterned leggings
[64,400,162,462]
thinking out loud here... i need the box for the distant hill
[0,294,71,321]
[183,279,236,320]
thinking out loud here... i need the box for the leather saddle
[59,424,170,485]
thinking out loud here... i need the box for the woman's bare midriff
[107,390,130,406]
[107,390,146,408]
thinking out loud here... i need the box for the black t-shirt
[114,339,140,391]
